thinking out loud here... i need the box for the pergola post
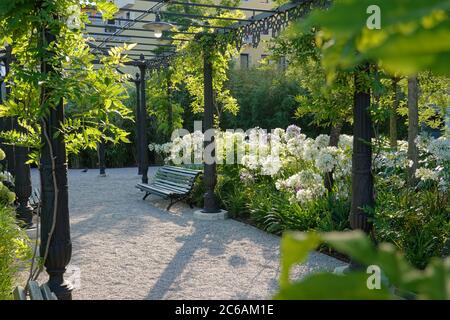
[201,46,220,213]
[14,116,34,228]
[0,59,6,168]
[39,27,72,300]
[2,47,15,175]
[166,70,173,138]
[133,73,142,175]
[349,65,374,234]
[97,140,106,176]
[138,55,149,184]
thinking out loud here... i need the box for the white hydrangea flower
[285,125,302,140]
[314,134,330,148]
[315,147,338,173]
[260,155,282,176]
[415,167,439,181]
[427,137,450,161]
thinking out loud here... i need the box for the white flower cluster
[149,126,449,202]
[0,171,13,184]
[276,170,326,204]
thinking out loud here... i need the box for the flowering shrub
[150,126,449,267]
[0,147,31,299]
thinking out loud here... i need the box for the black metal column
[138,56,149,184]
[349,66,374,234]
[98,140,106,176]
[133,73,142,175]
[2,47,15,175]
[39,28,72,300]
[14,117,33,228]
[166,70,173,138]
[202,48,219,213]
[0,59,7,169]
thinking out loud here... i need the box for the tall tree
[407,76,419,187]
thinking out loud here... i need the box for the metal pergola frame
[1,0,376,299]
[81,0,316,211]
[84,0,310,61]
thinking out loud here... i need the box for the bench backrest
[153,166,201,192]
[13,281,57,300]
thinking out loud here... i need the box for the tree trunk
[349,66,374,234]
[390,77,400,149]
[407,76,419,187]
[325,120,343,192]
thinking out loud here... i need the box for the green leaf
[275,272,392,300]
[279,231,321,288]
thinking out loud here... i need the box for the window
[105,19,116,33]
[240,53,249,69]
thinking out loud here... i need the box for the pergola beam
[119,7,252,22]
[158,0,279,13]
[86,24,197,35]
[86,32,191,41]
[88,39,176,47]
[109,17,234,30]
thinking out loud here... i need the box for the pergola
[0,0,373,300]
[84,0,313,210]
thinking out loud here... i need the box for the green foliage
[275,230,450,300]
[168,2,244,123]
[146,69,184,139]
[273,28,354,129]
[295,0,450,77]
[222,66,307,131]
[0,0,132,163]
[0,204,32,300]
[373,187,449,269]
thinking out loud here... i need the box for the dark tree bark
[97,140,106,176]
[349,66,374,234]
[407,76,419,187]
[324,120,343,192]
[390,77,400,149]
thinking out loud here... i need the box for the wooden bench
[13,281,57,300]
[136,166,202,210]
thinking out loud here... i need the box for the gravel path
[31,167,345,300]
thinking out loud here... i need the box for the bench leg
[166,198,175,211]
[143,192,151,201]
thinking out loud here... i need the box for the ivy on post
[201,35,220,213]
[39,23,73,301]
[138,54,149,184]
[349,64,374,234]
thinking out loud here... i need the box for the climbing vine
[167,3,244,125]
[0,0,133,162]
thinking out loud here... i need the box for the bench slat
[152,182,191,194]
[153,177,192,190]
[41,283,58,300]
[28,281,44,300]
[164,165,201,175]
[137,184,172,197]
[148,183,186,195]
[13,286,26,300]
[160,167,200,178]
[154,171,194,183]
